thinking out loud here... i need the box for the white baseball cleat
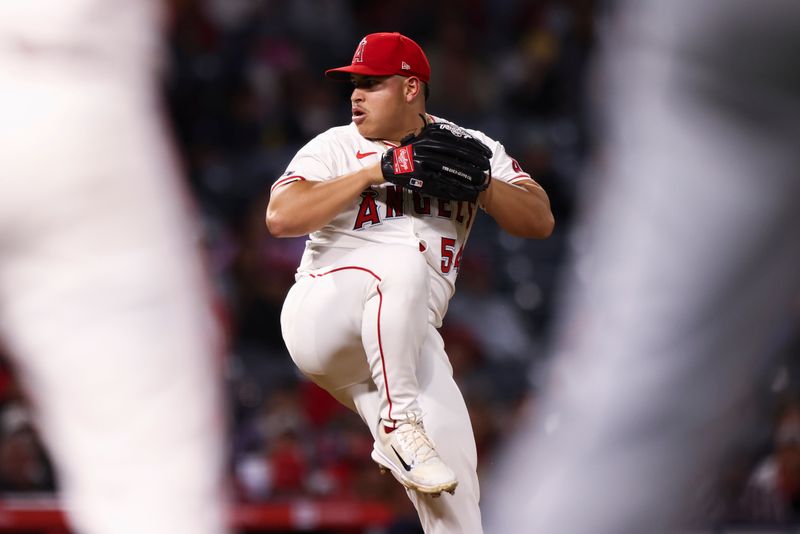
[371,415,458,496]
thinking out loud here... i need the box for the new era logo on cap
[325,32,431,84]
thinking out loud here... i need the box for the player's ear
[405,76,422,103]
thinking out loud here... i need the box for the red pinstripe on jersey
[308,266,395,427]
[271,175,306,192]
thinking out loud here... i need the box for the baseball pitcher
[267,32,553,533]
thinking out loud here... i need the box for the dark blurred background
[0,1,799,532]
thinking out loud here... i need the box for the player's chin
[355,120,383,140]
[354,121,372,137]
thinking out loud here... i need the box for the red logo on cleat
[393,146,414,174]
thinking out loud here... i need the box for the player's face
[350,75,413,141]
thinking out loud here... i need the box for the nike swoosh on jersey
[356,151,377,159]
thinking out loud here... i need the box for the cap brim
[324,65,397,80]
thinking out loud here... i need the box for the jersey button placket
[408,189,426,251]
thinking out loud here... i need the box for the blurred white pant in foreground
[484,1,800,532]
[0,2,228,533]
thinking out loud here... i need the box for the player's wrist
[367,162,385,186]
[477,180,493,211]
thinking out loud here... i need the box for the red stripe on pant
[309,266,394,427]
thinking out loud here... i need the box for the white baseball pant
[281,243,483,533]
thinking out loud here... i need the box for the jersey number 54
[440,237,463,274]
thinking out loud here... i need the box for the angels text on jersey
[353,185,477,231]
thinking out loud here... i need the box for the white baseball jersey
[271,114,533,326]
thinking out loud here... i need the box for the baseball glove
[381,122,492,202]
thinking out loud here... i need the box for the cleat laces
[395,416,438,464]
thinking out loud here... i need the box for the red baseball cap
[325,32,431,84]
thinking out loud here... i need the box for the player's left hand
[381,122,492,202]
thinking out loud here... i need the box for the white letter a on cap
[353,38,367,63]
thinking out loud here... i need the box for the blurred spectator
[0,383,55,494]
[739,399,800,522]
[446,253,536,365]
[235,385,309,500]
[232,195,305,356]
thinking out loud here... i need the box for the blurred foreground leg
[484,1,800,532]
[0,1,228,532]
